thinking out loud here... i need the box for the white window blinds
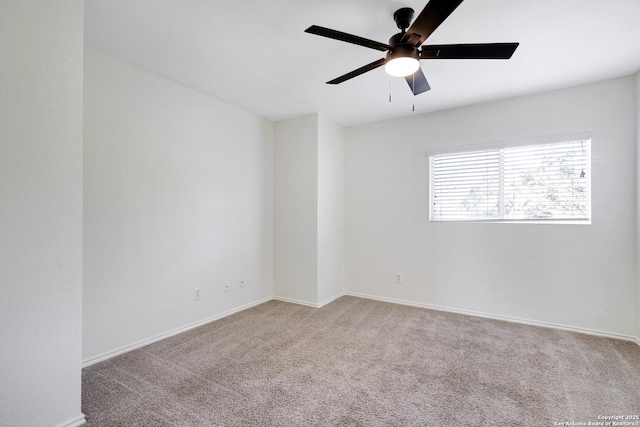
[430,139,591,222]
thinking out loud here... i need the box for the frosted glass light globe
[385,57,420,77]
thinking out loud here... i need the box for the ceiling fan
[305,0,519,95]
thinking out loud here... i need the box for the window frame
[428,133,592,224]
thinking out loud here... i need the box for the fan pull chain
[412,74,415,112]
[389,80,392,102]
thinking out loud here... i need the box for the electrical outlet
[240,280,245,288]
[395,272,403,284]
[193,287,201,300]
[224,281,230,292]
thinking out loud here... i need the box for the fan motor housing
[387,34,419,62]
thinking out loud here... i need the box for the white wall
[273,115,319,304]
[346,76,637,338]
[637,71,640,343]
[273,114,345,305]
[0,1,84,426]
[317,116,345,304]
[83,48,274,362]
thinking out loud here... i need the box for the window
[429,137,591,222]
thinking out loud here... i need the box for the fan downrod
[393,7,414,32]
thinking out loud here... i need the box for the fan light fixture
[384,44,420,77]
[385,56,420,77]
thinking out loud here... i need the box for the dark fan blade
[420,43,519,59]
[405,67,431,95]
[401,0,464,46]
[305,25,390,51]
[327,58,386,84]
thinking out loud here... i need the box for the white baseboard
[82,296,272,368]
[57,414,85,427]
[318,291,346,308]
[273,292,346,309]
[272,295,319,308]
[346,291,639,345]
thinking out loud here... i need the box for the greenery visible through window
[429,138,591,222]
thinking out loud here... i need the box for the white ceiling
[85,0,640,127]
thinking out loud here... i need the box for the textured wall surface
[345,76,637,338]
[637,71,640,343]
[273,114,345,306]
[317,116,345,304]
[83,48,274,362]
[273,115,319,304]
[0,1,84,426]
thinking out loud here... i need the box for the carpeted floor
[82,296,640,426]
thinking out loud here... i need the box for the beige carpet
[82,296,640,426]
